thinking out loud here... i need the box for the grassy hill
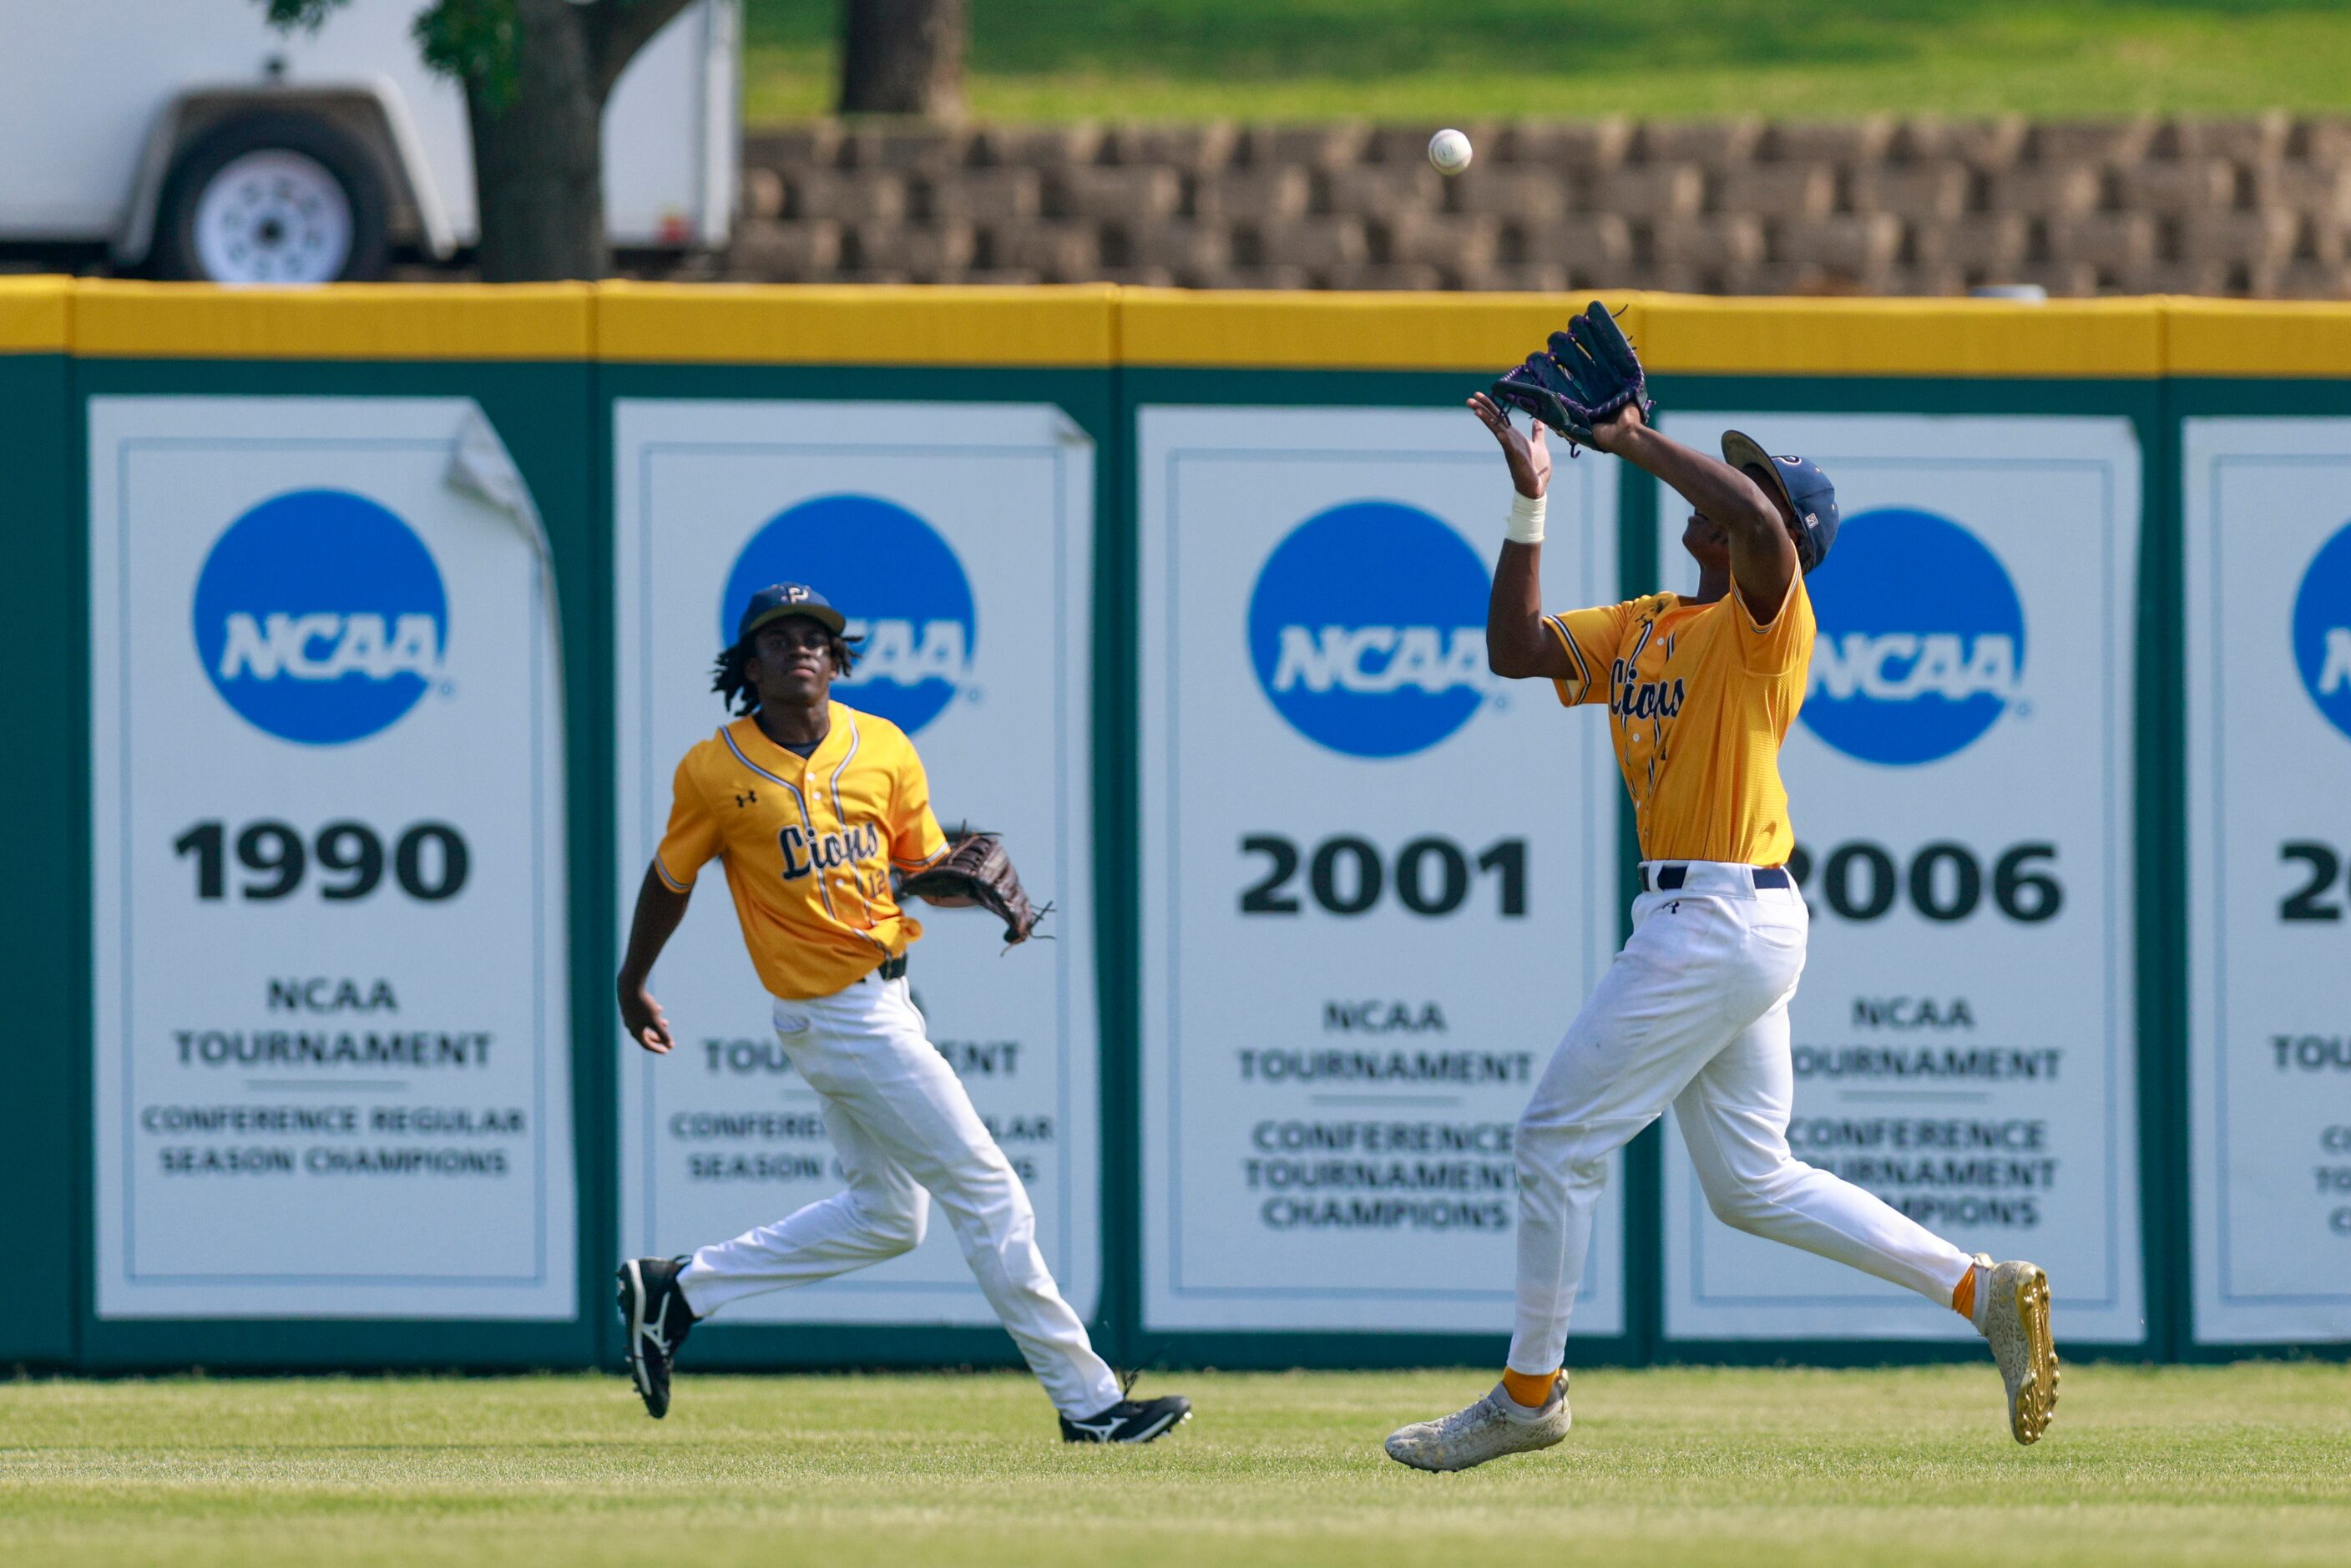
[743,0,2351,124]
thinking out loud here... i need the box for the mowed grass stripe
[2,1366,2347,1566]
[741,0,2351,122]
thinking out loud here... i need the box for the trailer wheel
[152,112,390,284]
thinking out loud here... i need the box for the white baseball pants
[1508,862,1977,1374]
[675,970,1122,1419]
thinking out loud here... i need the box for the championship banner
[88,397,575,1320]
[1656,412,2146,1343]
[2186,418,2351,1343]
[612,399,1100,1328]
[1138,405,1625,1338]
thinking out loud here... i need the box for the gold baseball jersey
[655,705,950,999]
[1545,577,1815,866]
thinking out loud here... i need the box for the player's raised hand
[620,982,676,1055]
[1581,396,1647,455]
[1469,391,1552,498]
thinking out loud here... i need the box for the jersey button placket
[797,750,837,916]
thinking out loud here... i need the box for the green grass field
[745,0,2351,123]
[4,1364,2348,1566]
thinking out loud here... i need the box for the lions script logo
[1247,501,1489,759]
[780,820,882,881]
[2293,518,2351,742]
[724,494,975,736]
[192,488,447,746]
[1802,507,2024,766]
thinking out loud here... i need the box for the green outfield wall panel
[1641,372,2167,1361]
[2172,370,2351,1358]
[0,346,79,1366]
[1118,362,1640,1373]
[596,354,1122,1378]
[72,351,604,1373]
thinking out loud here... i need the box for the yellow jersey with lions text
[655,705,950,999]
[1545,577,1815,866]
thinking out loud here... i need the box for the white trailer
[0,0,739,282]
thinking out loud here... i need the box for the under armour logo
[735,790,758,807]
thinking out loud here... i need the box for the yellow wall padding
[39,281,2351,379]
[0,276,70,353]
[2165,298,2351,377]
[596,282,1118,365]
[71,281,593,360]
[1117,288,1641,371]
[1637,296,2165,379]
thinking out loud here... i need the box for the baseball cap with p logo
[736,581,847,644]
[1722,431,1840,574]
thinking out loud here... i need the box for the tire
[150,111,390,284]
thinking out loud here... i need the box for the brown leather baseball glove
[899,828,1049,947]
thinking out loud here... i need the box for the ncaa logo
[1247,501,1489,759]
[1803,507,2024,766]
[2293,518,2351,742]
[724,494,974,736]
[191,488,447,746]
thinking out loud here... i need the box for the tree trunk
[467,0,607,281]
[837,0,966,118]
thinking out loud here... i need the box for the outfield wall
[4,279,2348,1373]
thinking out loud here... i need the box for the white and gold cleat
[1967,1253,2059,1444]
[1383,1374,1571,1473]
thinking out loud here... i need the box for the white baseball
[1428,128,1473,176]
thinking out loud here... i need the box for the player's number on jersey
[1785,839,2061,924]
[1240,833,1526,918]
[173,819,470,903]
[2279,842,2348,922]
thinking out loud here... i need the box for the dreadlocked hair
[712,628,863,715]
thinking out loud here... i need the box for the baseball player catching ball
[1384,306,2058,1471]
[615,582,1190,1444]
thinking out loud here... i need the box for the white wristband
[1504,490,1547,545]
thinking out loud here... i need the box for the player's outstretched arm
[1469,392,1573,680]
[617,862,691,1055]
[1590,405,1797,620]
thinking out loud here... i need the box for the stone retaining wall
[719,116,2351,296]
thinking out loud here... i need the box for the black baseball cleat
[1060,1394,1192,1444]
[616,1257,696,1419]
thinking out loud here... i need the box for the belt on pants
[1643,862,1792,893]
[859,953,908,983]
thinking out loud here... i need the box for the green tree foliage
[260,0,520,106]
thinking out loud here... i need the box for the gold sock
[1501,1368,1557,1409]
[1950,1266,1978,1322]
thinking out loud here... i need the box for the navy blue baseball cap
[1722,431,1839,574]
[736,582,847,643]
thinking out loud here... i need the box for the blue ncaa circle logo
[192,488,447,746]
[2292,518,2351,742]
[1802,507,2024,766]
[724,494,974,736]
[1247,501,1491,759]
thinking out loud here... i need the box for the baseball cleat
[616,1256,696,1419]
[1967,1253,2059,1444]
[1060,1394,1192,1444]
[1384,1373,1571,1472]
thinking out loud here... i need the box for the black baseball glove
[1488,300,1655,448]
[898,829,1049,948]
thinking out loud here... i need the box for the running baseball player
[1383,306,2057,1471]
[615,582,1190,1445]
